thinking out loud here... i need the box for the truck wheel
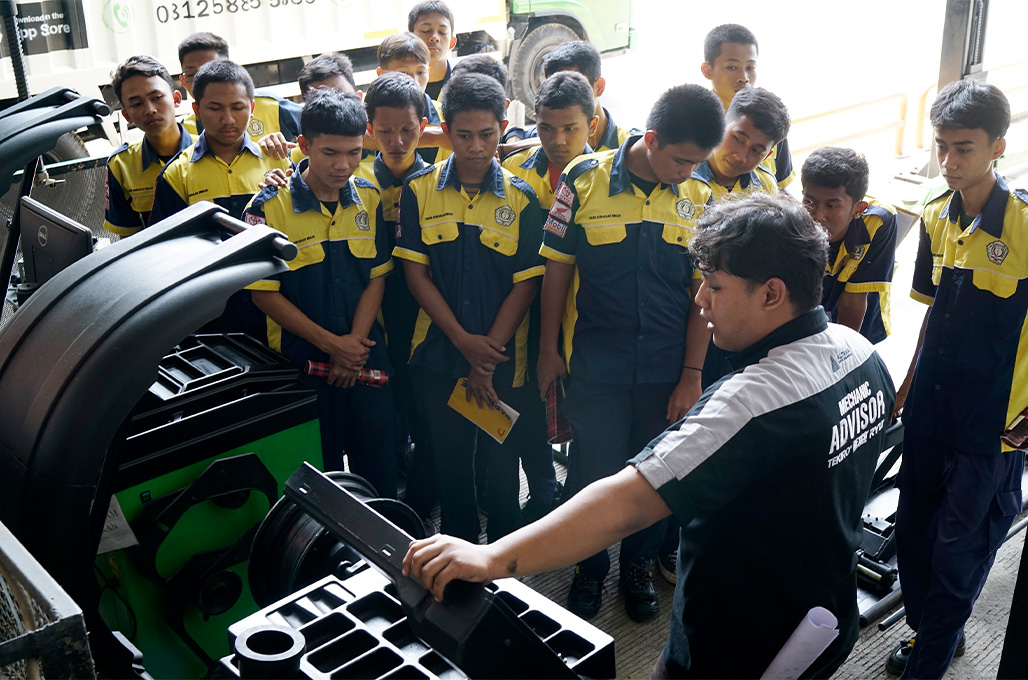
[42,132,89,164]
[510,23,581,119]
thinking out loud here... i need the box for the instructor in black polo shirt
[403,193,895,679]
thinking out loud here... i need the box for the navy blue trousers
[410,367,547,543]
[562,377,673,577]
[310,376,399,499]
[896,433,1024,679]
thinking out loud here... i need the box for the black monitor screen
[20,196,92,286]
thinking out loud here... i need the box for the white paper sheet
[761,606,840,679]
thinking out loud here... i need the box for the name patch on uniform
[244,212,266,226]
[544,216,568,238]
[247,119,266,138]
[495,205,516,227]
[355,210,370,231]
[676,198,695,219]
[987,240,1009,265]
[555,182,574,205]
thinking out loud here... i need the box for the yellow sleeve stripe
[910,290,935,305]
[540,244,575,264]
[246,279,281,292]
[370,260,395,279]
[513,265,545,283]
[104,221,141,237]
[393,247,430,265]
[844,282,890,294]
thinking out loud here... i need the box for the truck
[0,0,634,158]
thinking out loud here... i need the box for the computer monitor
[19,196,93,286]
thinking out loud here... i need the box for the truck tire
[509,22,581,119]
[42,132,89,164]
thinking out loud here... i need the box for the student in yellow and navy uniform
[151,60,291,341]
[354,72,435,516]
[697,87,789,389]
[502,70,598,522]
[243,90,397,497]
[176,32,301,144]
[394,74,545,545]
[375,33,450,165]
[701,24,794,188]
[886,82,1028,679]
[105,55,193,236]
[801,147,898,343]
[408,0,456,102]
[537,84,725,623]
[502,41,639,155]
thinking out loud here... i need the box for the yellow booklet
[447,378,520,444]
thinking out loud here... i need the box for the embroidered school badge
[247,119,266,138]
[544,216,568,238]
[355,210,370,231]
[987,240,1009,265]
[676,198,695,219]
[850,245,867,261]
[495,205,516,226]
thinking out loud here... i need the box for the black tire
[509,23,581,119]
[42,131,88,164]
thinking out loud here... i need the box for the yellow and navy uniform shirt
[104,123,192,235]
[394,156,545,388]
[906,174,1028,454]
[692,160,778,202]
[243,159,393,367]
[501,144,592,210]
[765,138,795,188]
[354,152,431,227]
[182,91,301,141]
[821,198,898,344]
[425,62,451,102]
[150,131,290,223]
[503,107,637,154]
[540,135,713,385]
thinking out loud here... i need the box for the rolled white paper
[760,606,840,680]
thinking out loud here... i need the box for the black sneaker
[885,634,965,677]
[566,568,603,620]
[620,558,660,622]
[658,550,677,584]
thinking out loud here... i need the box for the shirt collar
[140,122,191,170]
[436,154,506,198]
[521,143,593,178]
[609,135,680,197]
[288,158,359,214]
[944,171,1009,238]
[598,106,621,151]
[373,151,428,189]
[692,160,766,192]
[190,131,263,163]
[728,308,830,371]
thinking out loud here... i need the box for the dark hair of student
[407,0,455,31]
[646,84,725,150]
[301,90,368,140]
[930,79,1011,143]
[703,23,758,64]
[441,72,506,125]
[365,71,428,124]
[111,55,174,103]
[541,41,601,84]
[726,87,790,145]
[451,54,508,88]
[690,193,828,313]
[177,32,229,65]
[377,32,431,68]
[299,53,357,99]
[535,71,595,119]
[192,59,255,102]
[801,147,870,204]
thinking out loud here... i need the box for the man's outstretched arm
[403,466,672,601]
